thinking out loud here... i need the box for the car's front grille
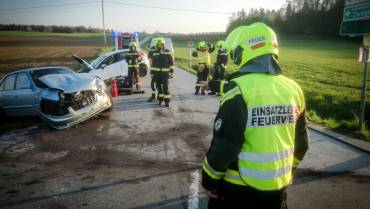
[64,90,96,111]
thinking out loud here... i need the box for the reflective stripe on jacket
[196,51,211,65]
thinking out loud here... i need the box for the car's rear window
[91,56,107,69]
[2,74,16,91]
[31,68,73,87]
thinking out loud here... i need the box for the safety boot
[147,94,156,102]
[158,98,164,106]
[165,101,169,107]
[195,86,200,95]
[201,89,206,95]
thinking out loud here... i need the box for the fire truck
[114,32,139,50]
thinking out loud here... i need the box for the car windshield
[91,55,108,69]
[31,68,74,87]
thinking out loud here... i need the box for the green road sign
[344,2,370,21]
[341,19,370,35]
[341,1,370,35]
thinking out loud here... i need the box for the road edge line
[308,122,370,154]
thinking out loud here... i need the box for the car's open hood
[72,55,94,72]
[38,73,100,93]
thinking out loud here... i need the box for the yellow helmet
[198,41,207,49]
[156,37,165,45]
[216,40,225,48]
[129,41,137,47]
[223,23,278,67]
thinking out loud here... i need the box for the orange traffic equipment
[111,79,118,97]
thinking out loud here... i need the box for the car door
[94,55,115,80]
[99,53,127,79]
[111,52,127,77]
[13,72,39,116]
[0,73,17,116]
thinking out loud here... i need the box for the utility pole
[101,0,107,48]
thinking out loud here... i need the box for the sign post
[341,0,370,129]
[188,42,193,68]
[359,41,370,129]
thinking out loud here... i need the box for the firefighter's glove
[192,51,198,57]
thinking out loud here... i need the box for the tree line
[227,0,346,37]
[0,24,106,33]
[162,32,226,42]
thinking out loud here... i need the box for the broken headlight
[73,91,83,101]
[58,92,65,101]
[96,83,106,95]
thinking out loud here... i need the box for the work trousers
[208,181,288,209]
[128,67,139,85]
[195,65,209,94]
[149,71,158,99]
[155,71,170,102]
[213,64,226,81]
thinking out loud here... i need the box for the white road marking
[187,170,200,209]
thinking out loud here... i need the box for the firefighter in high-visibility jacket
[192,41,215,95]
[125,41,142,90]
[147,38,159,102]
[148,38,174,107]
[209,40,228,95]
[202,23,309,209]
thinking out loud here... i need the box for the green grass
[0,31,105,38]
[173,39,370,140]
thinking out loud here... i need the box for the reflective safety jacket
[216,49,228,67]
[202,73,309,191]
[125,50,142,68]
[192,44,215,65]
[148,48,174,73]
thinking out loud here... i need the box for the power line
[0,0,233,15]
[0,1,99,11]
[106,0,233,15]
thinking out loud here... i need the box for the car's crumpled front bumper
[39,93,112,129]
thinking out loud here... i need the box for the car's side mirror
[101,64,107,69]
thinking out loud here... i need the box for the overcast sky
[0,0,286,33]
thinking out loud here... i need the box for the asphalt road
[0,67,369,209]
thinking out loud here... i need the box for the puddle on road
[178,107,217,115]
[1,122,211,171]
[31,150,69,163]
[4,141,36,158]
[0,117,212,203]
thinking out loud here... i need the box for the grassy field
[0,31,105,38]
[173,39,370,140]
[0,31,114,79]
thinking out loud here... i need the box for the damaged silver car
[0,67,112,129]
